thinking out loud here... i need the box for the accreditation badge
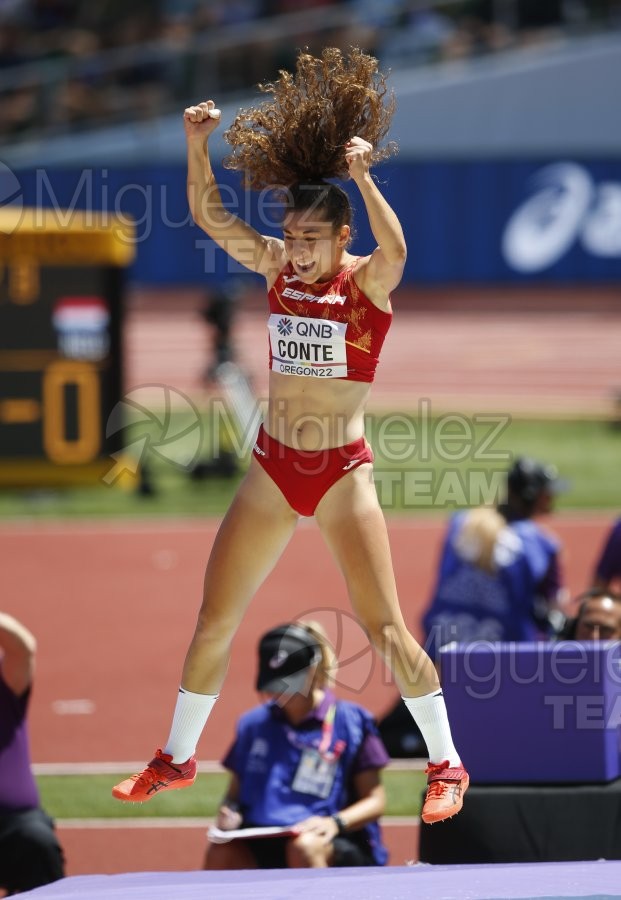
[291,748,338,799]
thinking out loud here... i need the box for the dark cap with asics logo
[256,623,321,695]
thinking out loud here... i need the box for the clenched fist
[184,100,222,142]
[344,136,373,183]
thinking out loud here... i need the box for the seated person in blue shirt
[204,620,389,869]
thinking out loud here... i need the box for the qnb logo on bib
[502,162,621,273]
[268,313,347,378]
[277,317,293,336]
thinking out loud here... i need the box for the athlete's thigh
[200,457,299,624]
[314,465,401,617]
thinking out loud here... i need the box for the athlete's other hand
[345,136,372,182]
[184,100,221,142]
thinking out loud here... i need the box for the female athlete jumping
[113,48,468,824]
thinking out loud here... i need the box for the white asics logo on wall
[502,163,621,273]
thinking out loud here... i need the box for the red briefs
[252,424,374,517]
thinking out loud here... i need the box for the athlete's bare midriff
[265,370,371,450]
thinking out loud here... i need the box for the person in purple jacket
[593,517,621,592]
[204,620,389,870]
[0,612,64,894]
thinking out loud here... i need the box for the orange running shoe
[421,760,469,824]
[112,749,197,802]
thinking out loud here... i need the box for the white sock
[402,690,461,767]
[163,688,218,763]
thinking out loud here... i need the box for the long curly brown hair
[223,47,397,190]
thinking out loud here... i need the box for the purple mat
[19,861,621,899]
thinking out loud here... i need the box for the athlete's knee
[355,609,405,648]
[194,604,241,642]
[362,617,425,670]
[361,620,387,650]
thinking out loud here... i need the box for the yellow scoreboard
[0,207,135,486]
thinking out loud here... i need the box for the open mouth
[295,261,315,276]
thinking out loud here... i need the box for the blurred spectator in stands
[516,0,565,40]
[377,2,457,67]
[264,0,340,12]
[379,456,567,757]
[592,516,621,592]
[441,0,513,60]
[111,13,169,122]
[0,81,39,136]
[216,0,264,24]
[0,23,35,67]
[49,72,111,132]
[204,620,388,870]
[2,0,619,142]
[0,612,65,895]
[0,0,31,26]
[31,0,79,31]
[558,588,621,641]
[53,25,101,62]
[349,0,403,28]
[162,0,202,19]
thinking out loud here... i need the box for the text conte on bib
[268,314,347,378]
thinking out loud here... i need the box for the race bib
[268,314,347,378]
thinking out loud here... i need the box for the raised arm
[184,101,285,280]
[0,611,36,697]
[345,136,407,303]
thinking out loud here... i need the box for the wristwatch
[332,813,347,835]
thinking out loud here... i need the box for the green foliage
[2,414,619,517]
[38,773,229,819]
[383,770,427,817]
[367,414,621,511]
[37,770,427,819]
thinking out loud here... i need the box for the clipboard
[207,825,299,844]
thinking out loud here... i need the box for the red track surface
[56,820,419,875]
[1,513,611,765]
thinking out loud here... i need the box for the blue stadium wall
[15,159,621,286]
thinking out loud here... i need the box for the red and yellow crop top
[267,259,392,383]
